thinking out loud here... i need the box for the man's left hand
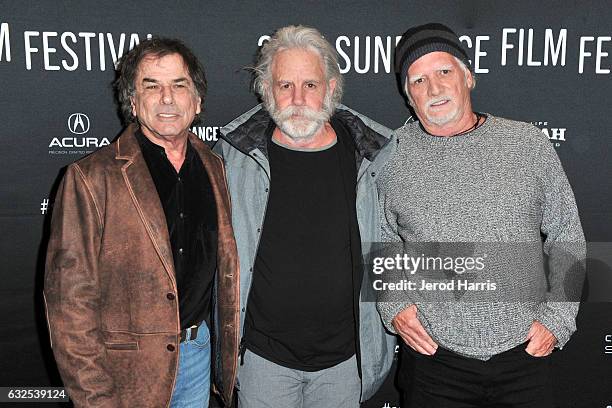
[525,321,557,357]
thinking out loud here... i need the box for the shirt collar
[135,127,195,163]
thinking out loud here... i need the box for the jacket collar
[221,104,393,162]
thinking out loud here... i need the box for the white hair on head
[453,56,476,90]
[253,25,344,109]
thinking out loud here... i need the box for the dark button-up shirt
[136,130,217,329]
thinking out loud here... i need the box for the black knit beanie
[394,23,471,94]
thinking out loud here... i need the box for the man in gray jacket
[214,25,395,407]
[376,23,585,407]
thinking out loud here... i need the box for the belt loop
[180,322,203,343]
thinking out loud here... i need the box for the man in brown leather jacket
[44,38,239,407]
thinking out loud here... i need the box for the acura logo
[68,113,90,135]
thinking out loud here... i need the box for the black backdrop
[1,1,611,407]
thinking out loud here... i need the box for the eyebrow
[408,73,424,82]
[275,79,322,84]
[141,77,190,84]
[409,64,455,81]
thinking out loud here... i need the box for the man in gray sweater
[376,23,585,407]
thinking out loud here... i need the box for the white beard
[425,96,461,126]
[272,106,328,141]
[266,91,335,142]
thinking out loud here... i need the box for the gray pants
[237,350,361,408]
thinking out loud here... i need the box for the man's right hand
[392,304,438,355]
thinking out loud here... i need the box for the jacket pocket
[104,341,139,351]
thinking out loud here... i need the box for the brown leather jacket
[44,124,239,407]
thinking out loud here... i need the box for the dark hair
[114,37,207,123]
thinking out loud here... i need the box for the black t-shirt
[136,130,217,330]
[244,132,356,371]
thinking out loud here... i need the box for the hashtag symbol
[40,198,49,215]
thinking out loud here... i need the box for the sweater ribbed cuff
[376,301,413,334]
[536,301,579,349]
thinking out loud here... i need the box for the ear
[263,79,271,94]
[404,79,413,105]
[466,70,475,90]
[195,96,202,115]
[406,90,414,106]
[130,96,137,118]
[328,78,337,96]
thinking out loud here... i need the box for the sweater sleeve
[532,128,586,348]
[376,186,413,334]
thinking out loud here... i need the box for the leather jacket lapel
[115,124,176,287]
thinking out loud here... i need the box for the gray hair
[405,56,476,105]
[253,25,343,108]
[455,56,476,90]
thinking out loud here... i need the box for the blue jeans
[170,322,211,408]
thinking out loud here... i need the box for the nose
[291,86,305,106]
[160,85,174,104]
[427,77,442,96]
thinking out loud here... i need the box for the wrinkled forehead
[271,47,326,79]
[407,51,459,78]
[135,52,191,80]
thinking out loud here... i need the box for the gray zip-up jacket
[214,104,396,401]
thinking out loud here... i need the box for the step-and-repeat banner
[1,1,611,407]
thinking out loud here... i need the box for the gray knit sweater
[376,114,585,360]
